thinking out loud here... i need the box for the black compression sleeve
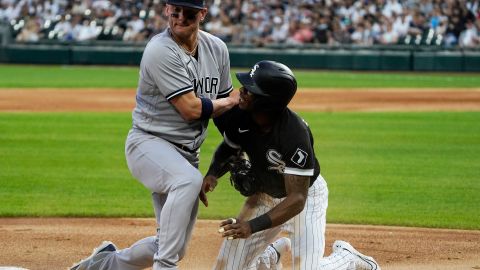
[206,141,238,178]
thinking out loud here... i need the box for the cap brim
[166,1,204,9]
[236,72,269,96]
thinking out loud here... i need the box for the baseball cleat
[269,237,291,263]
[333,240,381,270]
[69,241,117,270]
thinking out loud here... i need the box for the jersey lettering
[267,149,285,173]
[194,76,219,95]
[291,148,308,167]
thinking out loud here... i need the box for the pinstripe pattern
[213,176,374,270]
[213,176,329,270]
[287,177,327,270]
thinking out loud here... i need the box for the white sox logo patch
[266,149,285,173]
[291,148,308,167]
[250,64,260,77]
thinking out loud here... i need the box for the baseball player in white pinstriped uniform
[69,1,238,270]
[201,61,381,270]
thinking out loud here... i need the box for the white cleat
[333,240,381,270]
[270,237,292,264]
[69,241,117,270]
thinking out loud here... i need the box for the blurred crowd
[1,0,479,47]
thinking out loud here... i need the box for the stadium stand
[0,0,478,48]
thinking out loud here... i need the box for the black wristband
[200,97,213,120]
[248,214,272,234]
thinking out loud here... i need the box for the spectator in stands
[351,20,374,45]
[127,13,145,36]
[383,0,403,19]
[204,11,234,43]
[408,11,427,36]
[53,14,74,41]
[330,17,351,45]
[379,19,400,44]
[235,16,263,46]
[393,12,411,38]
[15,18,41,42]
[313,15,332,44]
[288,17,314,44]
[459,20,479,47]
[6,0,479,48]
[75,18,98,41]
[3,1,22,21]
[267,15,289,44]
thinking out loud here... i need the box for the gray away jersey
[132,29,233,150]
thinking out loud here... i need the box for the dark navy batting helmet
[236,60,297,112]
[165,0,205,9]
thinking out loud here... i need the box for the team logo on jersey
[266,149,285,173]
[194,76,219,95]
[250,64,260,77]
[291,148,308,167]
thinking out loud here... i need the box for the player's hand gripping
[199,175,218,207]
[218,218,253,240]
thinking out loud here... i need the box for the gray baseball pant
[76,129,202,270]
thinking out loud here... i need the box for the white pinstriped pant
[213,175,357,270]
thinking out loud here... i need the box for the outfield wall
[1,43,479,72]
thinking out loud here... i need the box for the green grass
[1,112,479,229]
[1,64,479,88]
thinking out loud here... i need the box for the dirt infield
[1,88,480,270]
[0,218,479,270]
[1,88,480,112]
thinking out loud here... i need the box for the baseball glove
[230,154,257,197]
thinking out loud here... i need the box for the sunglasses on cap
[170,6,201,21]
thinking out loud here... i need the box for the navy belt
[136,128,198,154]
[168,140,198,154]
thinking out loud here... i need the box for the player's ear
[199,8,208,21]
[163,4,171,17]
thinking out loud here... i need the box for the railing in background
[0,39,479,72]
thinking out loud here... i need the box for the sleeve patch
[291,148,308,167]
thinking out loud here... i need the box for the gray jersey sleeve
[142,39,194,100]
[216,40,233,96]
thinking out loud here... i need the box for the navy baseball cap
[165,0,205,9]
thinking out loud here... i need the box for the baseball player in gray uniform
[201,61,381,270]
[69,1,238,270]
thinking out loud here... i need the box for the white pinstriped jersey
[132,28,233,150]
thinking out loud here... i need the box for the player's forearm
[249,174,309,233]
[171,92,237,121]
[206,141,238,178]
[211,94,238,118]
[267,193,306,227]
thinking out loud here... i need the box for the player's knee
[175,167,203,194]
[190,169,203,191]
